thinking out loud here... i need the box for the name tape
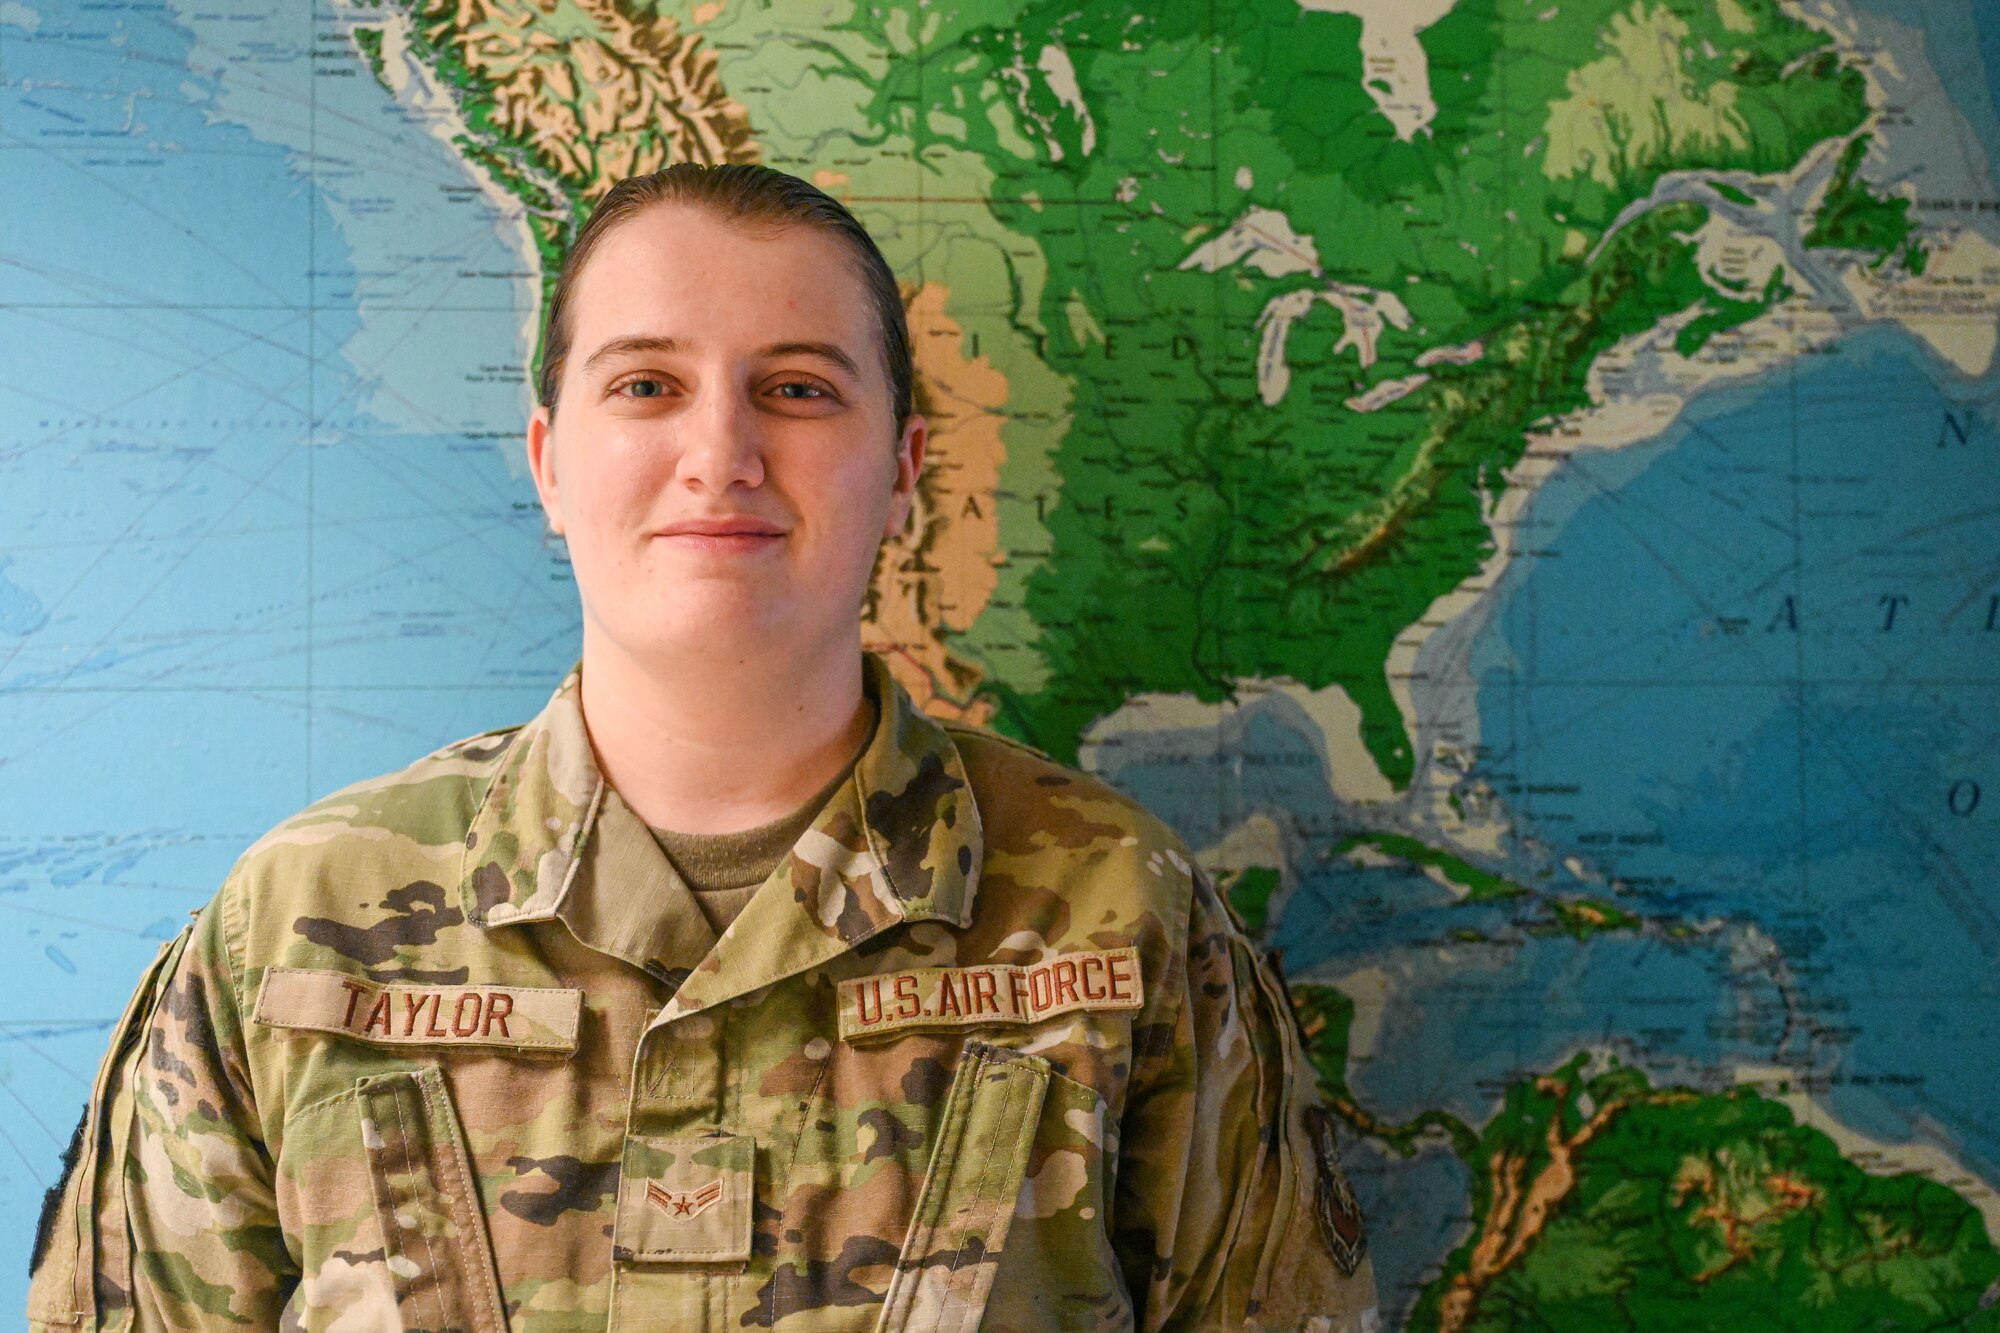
[837,947,1143,1042]
[252,967,581,1053]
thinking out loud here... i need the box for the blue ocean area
[1848,0,2000,187]
[1453,328,1999,1163]
[0,0,574,1295]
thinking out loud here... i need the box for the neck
[576,622,873,835]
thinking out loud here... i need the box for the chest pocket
[874,1043,1047,1331]
[873,1041,1131,1333]
[281,1066,509,1333]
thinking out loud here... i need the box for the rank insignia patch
[613,1133,754,1265]
[646,1180,722,1221]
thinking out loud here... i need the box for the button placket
[612,1006,735,1331]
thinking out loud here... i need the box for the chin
[615,610,796,662]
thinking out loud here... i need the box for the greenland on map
[4,0,2000,1326]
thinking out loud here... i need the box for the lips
[656,517,786,538]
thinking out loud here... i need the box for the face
[527,204,926,671]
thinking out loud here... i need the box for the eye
[773,380,828,400]
[618,377,668,399]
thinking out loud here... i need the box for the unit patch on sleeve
[1302,1103,1368,1276]
[252,967,582,1053]
[837,947,1143,1042]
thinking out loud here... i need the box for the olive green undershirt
[646,699,875,937]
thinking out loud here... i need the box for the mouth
[653,517,787,552]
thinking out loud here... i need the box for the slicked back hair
[536,163,913,430]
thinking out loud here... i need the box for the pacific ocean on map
[0,0,575,1292]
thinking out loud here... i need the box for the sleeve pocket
[28,925,193,1330]
[1239,940,1370,1310]
[1238,935,1310,1309]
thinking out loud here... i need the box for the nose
[674,379,765,493]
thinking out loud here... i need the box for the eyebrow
[579,335,864,382]
[581,334,683,373]
[763,341,864,381]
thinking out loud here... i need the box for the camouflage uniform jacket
[30,652,1378,1332]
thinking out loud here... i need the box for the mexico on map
[3,0,1999,1326]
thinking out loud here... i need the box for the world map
[4,0,2000,1326]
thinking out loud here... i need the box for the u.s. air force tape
[836,947,1143,1042]
[252,967,582,1053]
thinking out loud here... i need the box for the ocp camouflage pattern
[29,652,1379,1331]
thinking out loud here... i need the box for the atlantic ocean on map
[4,0,2000,1326]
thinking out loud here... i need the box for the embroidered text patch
[837,947,1143,1042]
[252,967,582,1053]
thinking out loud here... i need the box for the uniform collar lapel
[459,652,983,1008]
[459,661,600,929]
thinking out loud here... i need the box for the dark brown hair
[537,163,913,428]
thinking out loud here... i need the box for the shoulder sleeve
[28,879,294,1330]
[1111,859,1379,1333]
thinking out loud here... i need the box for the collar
[457,651,983,1019]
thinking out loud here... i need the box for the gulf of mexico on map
[2,0,1999,1327]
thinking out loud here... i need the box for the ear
[527,404,565,536]
[883,413,929,540]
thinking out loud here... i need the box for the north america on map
[3,0,1999,1326]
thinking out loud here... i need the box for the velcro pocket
[612,1132,757,1265]
[1239,938,1367,1299]
[875,1040,1051,1333]
[355,1066,509,1333]
[28,925,192,1328]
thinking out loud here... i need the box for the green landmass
[371,0,1870,785]
[1223,864,1282,934]
[1291,981,1357,1103]
[1804,133,1916,267]
[1407,1053,2000,1331]
[1678,264,1794,357]
[379,8,583,378]
[358,12,1993,1332]
[349,24,389,91]
[1333,832,1654,939]
[1542,895,1643,939]
[1337,832,1528,902]
[838,0,1867,783]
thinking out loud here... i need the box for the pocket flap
[28,925,192,1328]
[356,1067,509,1333]
[613,1133,756,1265]
[875,1041,1051,1332]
